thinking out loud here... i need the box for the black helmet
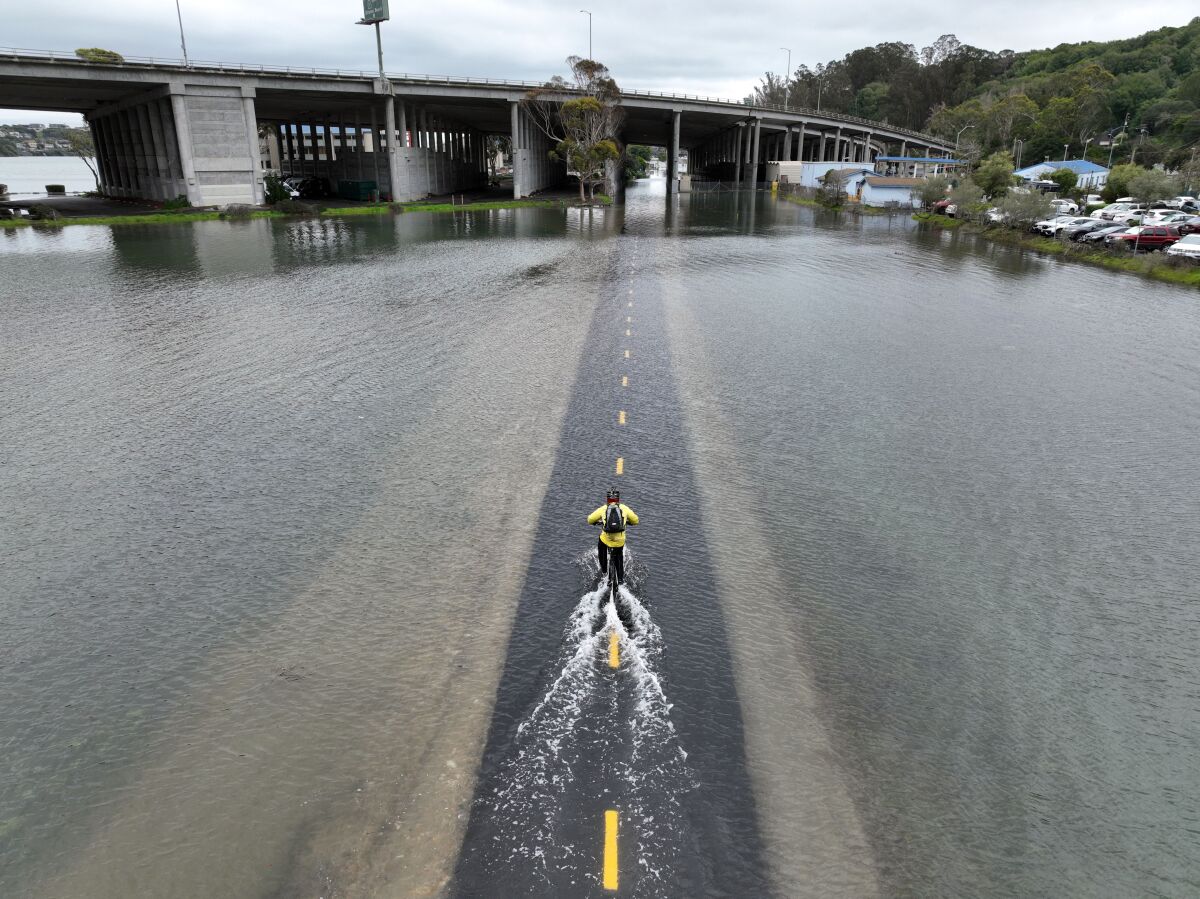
[606,488,620,504]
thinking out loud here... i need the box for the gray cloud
[2,0,1194,124]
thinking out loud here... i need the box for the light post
[174,0,189,67]
[1013,138,1024,170]
[816,73,823,111]
[780,47,791,109]
[954,123,974,153]
[580,9,592,59]
[1063,143,1069,161]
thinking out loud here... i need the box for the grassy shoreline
[781,194,892,215]
[0,196,610,229]
[914,212,1200,288]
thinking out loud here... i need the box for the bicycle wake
[456,555,695,895]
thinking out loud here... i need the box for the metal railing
[1,46,950,148]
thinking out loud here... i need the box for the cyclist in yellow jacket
[588,488,639,584]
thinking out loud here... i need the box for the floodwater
[2,182,1199,898]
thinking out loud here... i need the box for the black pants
[598,538,624,583]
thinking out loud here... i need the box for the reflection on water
[2,187,1199,897]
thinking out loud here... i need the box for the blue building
[1014,159,1109,189]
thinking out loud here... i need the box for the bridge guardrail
[0,47,951,148]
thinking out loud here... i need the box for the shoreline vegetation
[914,212,1200,288]
[780,194,892,215]
[0,196,612,229]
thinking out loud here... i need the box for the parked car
[1061,219,1111,241]
[1050,198,1079,215]
[1108,226,1181,251]
[1080,225,1129,244]
[1096,203,1147,223]
[295,177,332,199]
[1083,193,1103,206]
[1166,196,1197,209]
[1176,216,1200,235]
[1144,210,1191,226]
[1045,216,1096,236]
[1033,215,1082,235]
[1165,233,1200,261]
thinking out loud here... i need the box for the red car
[1111,226,1182,251]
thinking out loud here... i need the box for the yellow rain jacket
[588,503,639,548]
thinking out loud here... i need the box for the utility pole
[174,0,189,67]
[580,9,592,59]
[1108,112,1129,169]
[955,123,974,153]
[780,47,791,109]
[1063,143,1069,161]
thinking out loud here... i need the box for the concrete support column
[748,118,761,186]
[510,100,522,198]
[369,108,380,188]
[899,140,907,161]
[241,90,264,204]
[667,109,681,195]
[782,128,792,165]
[384,95,402,202]
[398,102,407,148]
[832,127,842,162]
[734,124,744,185]
[167,87,199,204]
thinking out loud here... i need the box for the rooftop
[1016,159,1109,175]
[877,156,966,164]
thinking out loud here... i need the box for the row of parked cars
[993,195,1200,261]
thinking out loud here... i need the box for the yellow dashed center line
[608,631,619,668]
[618,410,626,425]
[604,809,619,889]
[615,457,624,475]
[621,375,628,387]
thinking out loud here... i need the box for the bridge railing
[0,47,950,147]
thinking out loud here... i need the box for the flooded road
[2,182,1199,897]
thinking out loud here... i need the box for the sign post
[357,0,391,78]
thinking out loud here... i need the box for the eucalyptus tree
[523,57,624,202]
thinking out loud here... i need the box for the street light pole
[955,123,974,152]
[1063,143,1069,161]
[580,9,592,59]
[780,47,791,109]
[174,0,189,67]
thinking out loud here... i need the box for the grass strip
[0,210,282,228]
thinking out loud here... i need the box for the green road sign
[362,0,389,22]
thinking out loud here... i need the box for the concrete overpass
[0,47,954,205]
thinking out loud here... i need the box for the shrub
[45,184,66,194]
[816,170,845,208]
[75,48,125,64]
[29,204,59,220]
[263,174,290,205]
[277,199,316,215]
[162,194,190,211]
[219,204,254,220]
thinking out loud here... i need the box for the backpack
[603,503,626,534]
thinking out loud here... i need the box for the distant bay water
[0,157,97,195]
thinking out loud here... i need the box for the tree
[816,169,846,207]
[974,151,1015,196]
[485,134,511,181]
[523,57,624,202]
[624,144,652,181]
[1102,162,1143,202]
[917,174,951,208]
[67,128,99,189]
[994,189,1054,228]
[1047,167,1078,194]
[1127,168,1180,205]
[949,177,987,221]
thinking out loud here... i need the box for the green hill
[754,18,1200,171]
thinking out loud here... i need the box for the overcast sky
[2,1,1194,125]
